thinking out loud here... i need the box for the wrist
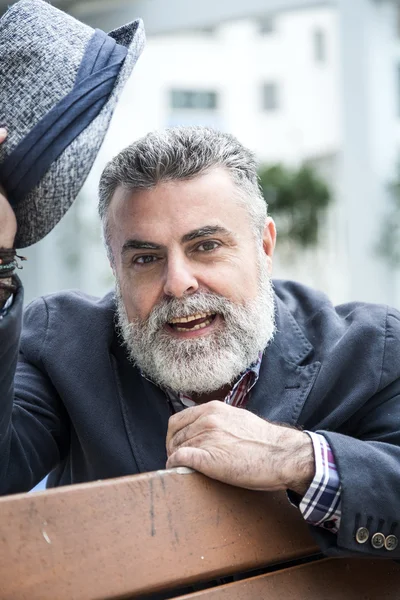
[279,429,315,496]
[0,239,15,249]
[0,277,16,305]
[0,248,19,305]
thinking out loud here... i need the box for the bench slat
[177,558,400,599]
[0,469,318,599]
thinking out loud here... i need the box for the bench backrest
[0,469,399,599]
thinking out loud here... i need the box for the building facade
[20,2,400,309]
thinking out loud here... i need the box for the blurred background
[2,0,400,310]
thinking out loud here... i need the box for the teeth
[175,317,213,332]
[169,312,212,324]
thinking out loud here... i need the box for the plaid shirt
[300,432,342,533]
[167,354,342,533]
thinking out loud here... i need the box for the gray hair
[98,126,267,259]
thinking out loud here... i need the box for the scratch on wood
[210,540,236,550]
[160,475,166,492]
[149,479,155,537]
[42,530,51,544]
[166,505,179,545]
[159,474,178,545]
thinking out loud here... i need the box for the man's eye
[133,255,158,265]
[197,241,220,252]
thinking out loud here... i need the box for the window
[170,90,218,111]
[262,82,279,111]
[314,28,327,63]
[259,17,275,35]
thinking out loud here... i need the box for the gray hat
[0,0,145,248]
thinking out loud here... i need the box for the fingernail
[0,128,7,138]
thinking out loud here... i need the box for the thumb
[166,447,206,472]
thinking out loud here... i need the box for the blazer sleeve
[0,282,70,495]
[310,308,400,558]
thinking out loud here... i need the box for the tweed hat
[0,0,145,248]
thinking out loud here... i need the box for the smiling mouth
[167,312,217,332]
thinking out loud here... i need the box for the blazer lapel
[247,296,321,426]
[110,334,171,474]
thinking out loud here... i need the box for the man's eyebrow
[121,226,234,256]
[121,240,165,255]
[181,225,233,243]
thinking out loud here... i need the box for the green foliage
[377,168,400,268]
[258,163,332,248]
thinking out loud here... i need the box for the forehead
[108,168,254,243]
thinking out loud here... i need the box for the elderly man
[0,126,399,560]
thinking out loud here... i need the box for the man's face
[108,167,277,394]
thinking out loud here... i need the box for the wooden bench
[0,468,399,599]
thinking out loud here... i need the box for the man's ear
[262,217,276,275]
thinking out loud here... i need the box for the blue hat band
[0,29,128,206]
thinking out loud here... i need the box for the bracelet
[0,261,16,270]
[0,248,27,278]
[0,262,16,278]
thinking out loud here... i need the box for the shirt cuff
[298,431,342,534]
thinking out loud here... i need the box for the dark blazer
[1,279,400,558]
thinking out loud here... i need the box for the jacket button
[356,527,369,544]
[385,535,398,551]
[371,532,385,549]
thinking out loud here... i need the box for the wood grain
[0,469,318,599]
[178,558,400,599]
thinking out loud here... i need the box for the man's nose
[163,255,199,298]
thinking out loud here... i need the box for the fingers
[166,411,203,457]
[166,400,225,457]
[165,407,198,455]
[0,126,7,143]
[166,400,221,456]
[166,446,206,471]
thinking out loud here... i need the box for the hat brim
[14,18,145,248]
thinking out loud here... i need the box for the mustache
[142,292,238,331]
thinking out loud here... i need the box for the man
[0,126,400,559]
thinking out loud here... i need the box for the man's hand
[0,128,17,248]
[166,401,315,495]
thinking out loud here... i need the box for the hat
[0,0,145,248]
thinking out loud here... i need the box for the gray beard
[115,261,276,395]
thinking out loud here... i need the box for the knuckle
[168,413,179,426]
[205,415,220,430]
[208,400,223,411]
